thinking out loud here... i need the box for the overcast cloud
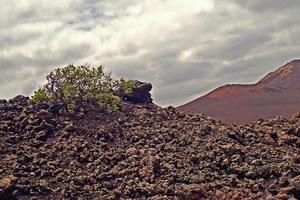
[1,0,300,106]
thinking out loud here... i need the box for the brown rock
[78,154,88,163]
[39,179,49,187]
[35,130,48,140]
[126,147,138,156]
[162,163,174,170]
[35,109,51,120]
[290,175,300,190]
[83,185,93,192]
[0,175,17,188]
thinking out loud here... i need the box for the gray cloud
[0,0,300,106]
[192,31,271,61]
[232,0,300,12]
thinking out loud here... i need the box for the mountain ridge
[178,60,300,124]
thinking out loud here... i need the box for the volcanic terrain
[2,85,300,199]
[178,60,300,124]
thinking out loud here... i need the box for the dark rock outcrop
[8,95,29,105]
[123,81,152,104]
[48,101,67,114]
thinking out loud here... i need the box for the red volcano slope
[178,60,300,124]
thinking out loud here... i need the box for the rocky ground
[1,95,300,199]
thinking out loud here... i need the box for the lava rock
[49,101,67,114]
[1,94,300,199]
[123,81,152,104]
[8,95,29,105]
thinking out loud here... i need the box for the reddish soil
[178,60,300,124]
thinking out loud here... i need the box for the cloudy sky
[1,0,300,106]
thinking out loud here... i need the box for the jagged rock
[8,95,29,105]
[126,147,138,156]
[0,99,7,104]
[123,81,152,104]
[0,175,17,199]
[0,175,16,188]
[35,130,48,140]
[290,175,300,191]
[39,179,49,187]
[78,154,88,163]
[48,101,67,114]
[1,94,300,199]
[35,109,51,120]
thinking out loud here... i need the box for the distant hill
[178,60,300,124]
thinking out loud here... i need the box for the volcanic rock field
[1,94,300,199]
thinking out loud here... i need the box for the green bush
[31,64,136,112]
[32,88,46,102]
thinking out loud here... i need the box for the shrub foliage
[32,65,136,112]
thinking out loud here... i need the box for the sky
[1,0,300,106]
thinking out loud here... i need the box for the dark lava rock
[35,130,48,140]
[0,99,7,104]
[8,95,29,105]
[48,101,67,114]
[2,95,300,199]
[123,81,152,104]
